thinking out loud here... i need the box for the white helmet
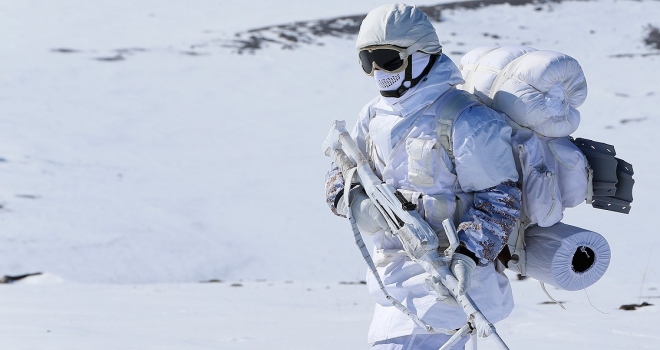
[356,4,442,54]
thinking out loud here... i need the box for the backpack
[436,46,634,291]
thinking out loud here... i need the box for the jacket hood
[356,4,443,54]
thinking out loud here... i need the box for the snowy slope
[1,0,660,348]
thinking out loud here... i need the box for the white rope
[540,282,566,310]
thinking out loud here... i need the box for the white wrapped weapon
[322,120,510,350]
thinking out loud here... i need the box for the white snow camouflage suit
[325,54,522,343]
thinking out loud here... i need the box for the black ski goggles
[358,45,413,76]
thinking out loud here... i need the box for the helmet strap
[380,54,439,98]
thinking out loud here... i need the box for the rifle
[322,120,510,350]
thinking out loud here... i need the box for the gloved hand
[336,188,391,235]
[450,253,477,296]
[474,319,493,337]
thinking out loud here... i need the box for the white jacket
[325,55,521,343]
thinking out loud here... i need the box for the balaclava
[373,52,431,92]
[356,4,443,98]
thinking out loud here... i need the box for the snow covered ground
[1,0,659,348]
[2,273,659,349]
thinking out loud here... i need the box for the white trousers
[371,334,469,350]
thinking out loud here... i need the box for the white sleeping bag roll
[459,46,588,137]
[524,222,610,291]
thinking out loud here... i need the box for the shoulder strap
[435,89,481,161]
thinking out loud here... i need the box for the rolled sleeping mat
[459,46,588,138]
[524,222,610,291]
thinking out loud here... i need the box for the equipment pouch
[547,137,589,209]
[572,138,634,214]
[406,137,438,187]
[514,130,591,227]
[514,131,563,227]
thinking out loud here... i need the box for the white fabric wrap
[524,222,610,291]
[459,46,587,137]
[351,55,515,343]
[356,4,442,54]
[512,129,589,227]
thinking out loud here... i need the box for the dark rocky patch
[15,194,40,199]
[610,52,660,58]
[56,0,659,58]
[483,32,502,39]
[619,301,653,310]
[221,14,364,54]
[221,0,583,54]
[620,117,648,124]
[180,50,208,56]
[610,24,660,58]
[51,48,81,54]
[95,55,125,62]
[115,48,148,56]
[0,272,42,283]
[92,48,148,62]
[644,24,660,50]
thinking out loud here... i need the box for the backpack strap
[435,89,481,161]
[437,90,531,274]
[507,214,531,276]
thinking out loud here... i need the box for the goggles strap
[380,54,439,98]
